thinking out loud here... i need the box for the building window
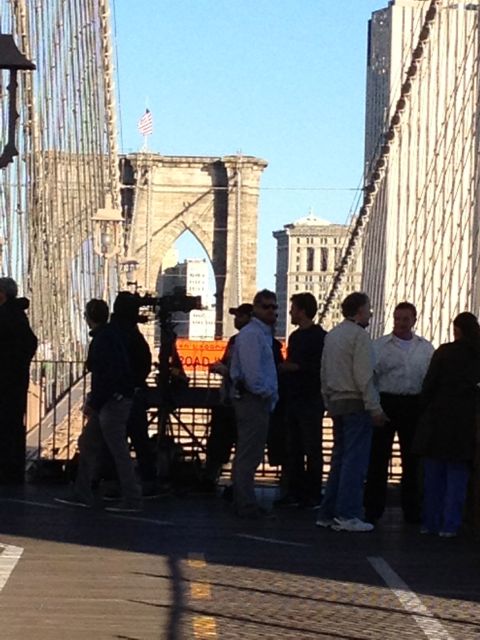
[334,248,342,268]
[321,247,328,271]
[306,247,314,272]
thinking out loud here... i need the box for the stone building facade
[273,214,362,338]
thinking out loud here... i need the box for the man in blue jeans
[316,292,385,532]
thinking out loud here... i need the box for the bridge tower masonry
[120,154,267,338]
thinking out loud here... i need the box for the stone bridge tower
[120,154,267,337]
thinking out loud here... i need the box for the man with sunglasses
[230,289,279,518]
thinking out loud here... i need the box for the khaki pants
[75,397,141,505]
[232,393,270,513]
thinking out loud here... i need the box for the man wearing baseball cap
[202,303,253,491]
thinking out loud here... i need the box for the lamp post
[0,34,35,169]
[120,256,139,292]
[92,195,124,300]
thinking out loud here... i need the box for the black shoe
[365,513,379,525]
[273,495,300,508]
[55,496,92,509]
[195,478,217,494]
[222,485,233,502]
[236,505,277,520]
[105,501,142,514]
[404,513,421,524]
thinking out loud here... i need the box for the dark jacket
[285,324,326,404]
[414,339,480,462]
[109,315,152,388]
[0,297,37,391]
[86,322,135,411]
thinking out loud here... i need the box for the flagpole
[138,108,153,152]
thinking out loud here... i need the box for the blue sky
[113,0,383,290]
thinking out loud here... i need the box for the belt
[112,392,133,401]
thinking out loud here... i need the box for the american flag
[138,109,153,136]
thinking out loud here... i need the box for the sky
[113,0,384,291]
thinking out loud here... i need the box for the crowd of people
[206,289,480,536]
[1,272,480,536]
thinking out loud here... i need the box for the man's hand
[209,361,228,377]
[278,361,300,373]
[83,402,94,418]
[371,411,387,427]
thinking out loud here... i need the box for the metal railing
[26,361,87,462]
[26,359,402,482]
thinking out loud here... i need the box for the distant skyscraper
[273,214,362,337]
[362,0,480,344]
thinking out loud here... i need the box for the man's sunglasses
[260,303,278,310]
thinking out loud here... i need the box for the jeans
[318,411,373,520]
[422,458,470,534]
[75,397,142,505]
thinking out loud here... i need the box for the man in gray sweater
[316,292,385,532]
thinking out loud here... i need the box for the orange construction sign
[175,339,228,371]
[175,338,286,372]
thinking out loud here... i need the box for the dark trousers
[204,405,237,481]
[364,393,421,521]
[285,399,324,503]
[0,386,28,483]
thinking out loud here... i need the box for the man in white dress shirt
[364,302,434,524]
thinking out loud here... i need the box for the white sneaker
[315,517,334,528]
[332,517,374,532]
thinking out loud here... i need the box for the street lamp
[92,195,124,299]
[120,256,139,292]
[0,33,35,169]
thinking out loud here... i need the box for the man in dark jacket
[0,277,37,483]
[102,292,157,495]
[56,297,142,512]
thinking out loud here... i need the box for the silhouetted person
[277,293,326,508]
[414,312,480,537]
[103,292,157,496]
[202,303,253,491]
[0,277,37,484]
[56,297,142,512]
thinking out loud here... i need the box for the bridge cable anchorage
[331,2,428,288]
[361,2,480,344]
[99,0,123,292]
[318,0,441,324]
[1,1,121,368]
[377,9,480,342]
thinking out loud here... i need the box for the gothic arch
[121,154,267,337]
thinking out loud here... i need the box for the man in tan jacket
[316,292,385,532]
